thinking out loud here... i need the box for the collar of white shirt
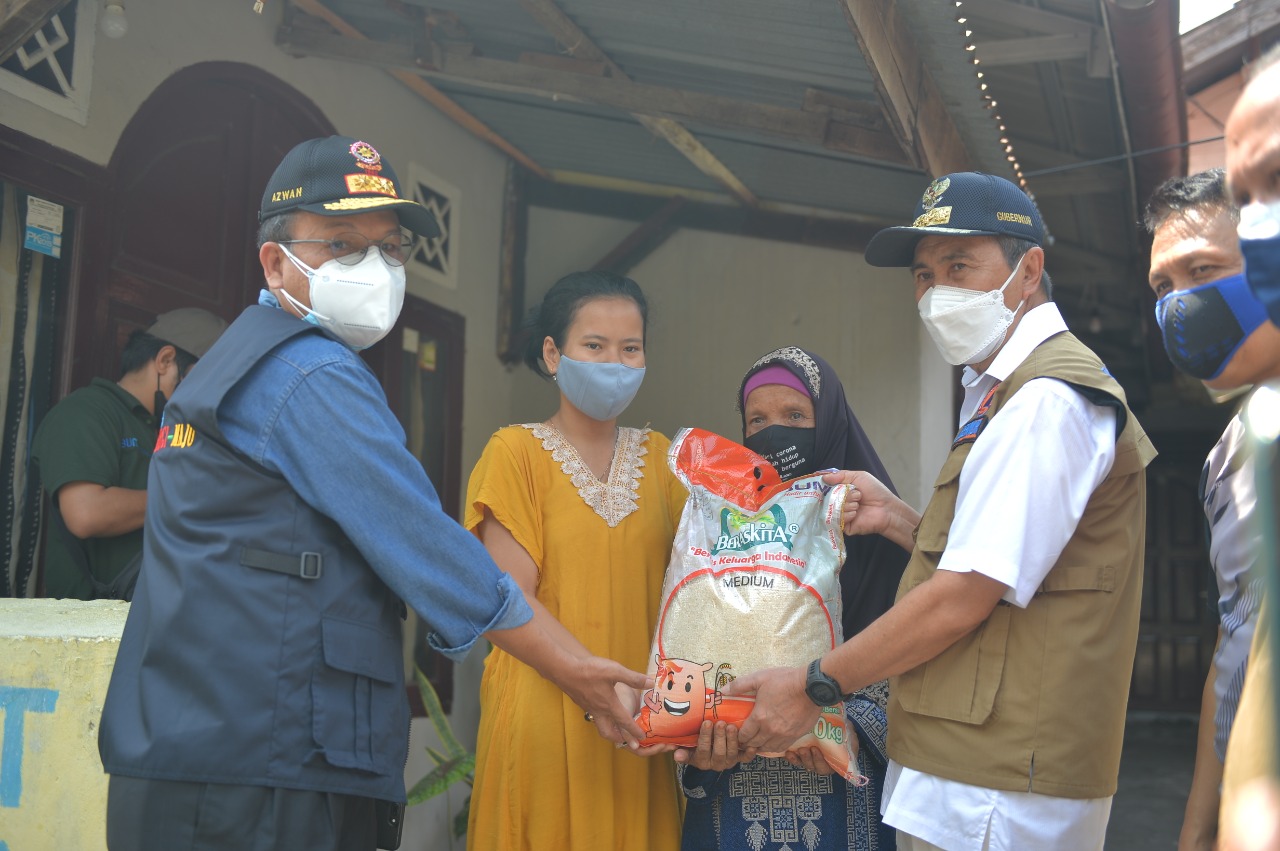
[960,302,1069,390]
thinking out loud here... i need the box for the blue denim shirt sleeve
[218,296,532,660]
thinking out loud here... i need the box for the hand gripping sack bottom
[637,427,866,783]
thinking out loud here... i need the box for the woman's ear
[542,336,560,376]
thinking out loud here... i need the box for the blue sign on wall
[0,686,59,808]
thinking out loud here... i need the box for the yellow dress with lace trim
[465,424,687,851]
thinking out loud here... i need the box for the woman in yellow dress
[465,271,685,850]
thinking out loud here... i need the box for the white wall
[517,208,942,510]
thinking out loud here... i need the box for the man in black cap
[31,307,226,599]
[98,136,652,850]
[730,172,1156,851]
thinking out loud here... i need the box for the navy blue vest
[99,306,409,801]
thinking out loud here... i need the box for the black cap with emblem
[259,135,440,238]
[864,172,1045,268]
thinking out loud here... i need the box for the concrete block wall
[0,600,128,850]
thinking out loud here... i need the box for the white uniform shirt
[882,303,1119,851]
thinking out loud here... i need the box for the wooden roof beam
[837,0,972,176]
[513,0,759,208]
[978,33,1100,68]
[960,0,1099,37]
[274,27,913,167]
[802,88,888,131]
[961,0,1108,77]
[589,195,687,276]
[288,0,550,180]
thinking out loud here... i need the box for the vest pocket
[1037,564,1115,594]
[313,616,403,774]
[894,602,1011,724]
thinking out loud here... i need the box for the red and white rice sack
[636,427,863,783]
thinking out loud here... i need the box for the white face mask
[278,245,406,350]
[1238,200,1280,241]
[917,254,1026,366]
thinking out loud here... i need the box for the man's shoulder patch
[952,383,1001,450]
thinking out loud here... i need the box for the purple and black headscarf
[738,346,909,639]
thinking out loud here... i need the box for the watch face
[807,681,840,706]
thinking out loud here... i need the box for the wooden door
[1129,431,1228,711]
[76,62,334,387]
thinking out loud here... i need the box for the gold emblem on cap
[344,173,397,198]
[349,140,384,173]
[920,177,950,211]
[995,211,1032,225]
[913,206,952,228]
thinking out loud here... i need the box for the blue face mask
[1239,201,1280,328]
[1154,272,1269,380]
[556,354,645,422]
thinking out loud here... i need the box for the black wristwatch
[804,658,845,707]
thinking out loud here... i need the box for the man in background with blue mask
[730,171,1156,851]
[97,136,652,851]
[1144,169,1278,851]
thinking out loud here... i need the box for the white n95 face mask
[918,254,1025,366]
[278,245,406,350]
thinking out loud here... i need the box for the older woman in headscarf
[675,345,909,851]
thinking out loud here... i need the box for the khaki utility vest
[887,331,1157,799]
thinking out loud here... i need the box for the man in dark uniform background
[30,307,225,598]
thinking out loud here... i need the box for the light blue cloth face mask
[556,354,646,422]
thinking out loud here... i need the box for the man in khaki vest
[731,172,1156,851]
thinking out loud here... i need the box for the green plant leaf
[452,794,471,839]
[415,666,467,759]
[406,754,475,805]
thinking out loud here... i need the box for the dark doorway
[1130,427,1231,712]
[79,61,336,388]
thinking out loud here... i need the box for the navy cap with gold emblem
[864,172,1045,267]
[259,136,440,238]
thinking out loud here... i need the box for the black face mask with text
[743,425,818,481]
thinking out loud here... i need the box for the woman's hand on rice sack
[822,470,919,552]
[724,665,821,755]
[674,720,757,771]
[565,655,652,747]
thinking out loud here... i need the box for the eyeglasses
[278,232,414,267]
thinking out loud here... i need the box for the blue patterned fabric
[679,682,894,851]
